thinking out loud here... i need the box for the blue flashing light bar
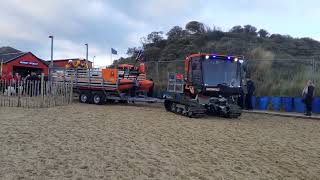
[205,54,244,63]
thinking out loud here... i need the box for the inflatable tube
[138,80,153,91]
[118,79,134,91]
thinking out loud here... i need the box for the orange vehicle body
[102,63,153,92]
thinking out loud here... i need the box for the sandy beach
[0,103,319,179]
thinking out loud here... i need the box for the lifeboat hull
[118,79,134,91]
[139,80,153,91]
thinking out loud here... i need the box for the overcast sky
[1,0,319,66]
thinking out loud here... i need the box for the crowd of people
[0,72,47,96]
[0,72,43,83]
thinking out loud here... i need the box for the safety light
[227,56,231,60]
[212,55,216,58]
[205,55,210,59]
[234,58,238,62]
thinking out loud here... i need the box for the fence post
[41,73,44,107]
[155,61,160,97]
[69,74,74,104]
[17,80,21,107]
[312,58,315,83]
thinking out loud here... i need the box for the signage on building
[19,61,39,66]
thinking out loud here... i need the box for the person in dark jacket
[245,77,255,110]
[147,78,154,97]
[26,72,39,81]
[302,80,315,116]
[238,86,245,109]
[26,72,40,96]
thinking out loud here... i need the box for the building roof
[0,52,49,66]
[48,58,92,63]
[0,46,21,54]
[0,52,27,63]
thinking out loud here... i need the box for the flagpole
[111,49,112,66]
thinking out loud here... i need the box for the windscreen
[202,59,241,87]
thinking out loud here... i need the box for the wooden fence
[0,74,73,108]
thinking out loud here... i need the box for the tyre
[118,100,128,104]
[106,99,116,103]
[92,93,105,105]
[79,92,91,104]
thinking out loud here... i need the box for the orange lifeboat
[118,64,134,70]
[139,80,153,91]
[118,79,134,91]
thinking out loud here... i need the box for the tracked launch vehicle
[164,54,246,118]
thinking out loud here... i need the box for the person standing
[147,78,154,97]
[302,80,315,116]
[238,86,245,109]
[26,72,40,96]
[245,77,255,110]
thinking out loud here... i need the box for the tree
[144,46,162,61]
[126,47,138,56]
[185,21,206,34]
[229,25,244,33]
[166,26,186,40]
[258,29,269,38]
[243,25,257,36]
[269,34,285,43]
[147,31,164,44]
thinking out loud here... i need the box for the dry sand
[0,103,319,180]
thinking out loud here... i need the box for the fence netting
[144,59,319,97]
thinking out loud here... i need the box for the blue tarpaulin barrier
[282,97,293,112]
[312,97,320,113]
[259,96,269,110]
[271,97,281,111]
[294,97,305,113]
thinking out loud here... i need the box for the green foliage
[146,31,164,44]
[258,29,269,38]
[185,21,206,34]
[166,26,187,41]
[243,25,258,36]
[115,21,320,97]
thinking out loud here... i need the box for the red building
[51,58,93,68]
[0,52,49,77]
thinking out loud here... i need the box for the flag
[111,48,118,55]
[135,50,144,62]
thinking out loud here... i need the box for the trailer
[52,66,160,105]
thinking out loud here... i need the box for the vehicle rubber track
[164,99,206,118]
[226,104,242,118]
